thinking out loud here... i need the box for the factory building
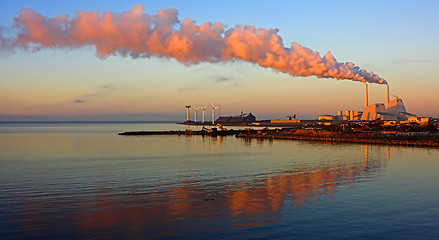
[319,115,336,121]
[216,112,256,124]
[360,85,416,121]
[320,84,417,122]
[361,103,390,121]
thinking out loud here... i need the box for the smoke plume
[5,5,386,84]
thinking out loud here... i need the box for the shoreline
[118,129,239,136]
[119,128,439,148]
[235,132,439,148]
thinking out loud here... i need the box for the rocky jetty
[236,129,439,147]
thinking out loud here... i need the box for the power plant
[183,84,433,127]
[319,84,418,123]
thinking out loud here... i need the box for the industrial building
[320,84,418,123]
[360,85,416,121]
[216,112,256,124]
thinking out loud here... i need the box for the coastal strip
[119,128,439,147]
[118,129,240,136]
[235,132,439,148]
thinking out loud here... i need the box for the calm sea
[1,122,438,239]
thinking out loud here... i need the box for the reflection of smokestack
[365,145,368,164]
[386,85,390,107]
[387,146,390,164]
[365,84,369,108]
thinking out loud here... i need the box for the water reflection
[4,142,392,239]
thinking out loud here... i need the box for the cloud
[0,27,14,53]
[5,4,387,84]
[100,84,117,90]
[214,76,233,83]
[230,82,245,88]
[212,75,244,87]
[179,87,208,92]
[72,83,117,103]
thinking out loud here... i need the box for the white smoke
[5,5,386,84]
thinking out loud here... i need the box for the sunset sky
[1,0,438,121]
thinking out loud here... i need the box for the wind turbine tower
[185,105,191,122]
[193,107,199,122]
[210,101,219,125]
[200,104,207,123]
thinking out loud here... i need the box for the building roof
[216,113,256,123]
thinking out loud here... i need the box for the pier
[118,129,241,136]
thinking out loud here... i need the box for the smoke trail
[0,27,12,51]
[7,4,386,84]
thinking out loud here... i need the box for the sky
[0,0,438,121]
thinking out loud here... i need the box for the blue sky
[1,0,438,121]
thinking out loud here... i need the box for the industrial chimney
[365,84,369,108]
[386,85,390,108]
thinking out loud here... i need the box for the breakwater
[119,129,240,136]
[119,128,439,147]
[235,132,439,147]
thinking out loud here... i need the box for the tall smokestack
[386,85,390,107]
[365,84,369,108]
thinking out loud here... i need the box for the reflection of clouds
[13,144,390,238]
[74,144,389,228]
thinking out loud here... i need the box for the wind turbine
[210,100,219,125]
[200,104,207,123]
[193,107,199,122]
[185,105,191,122]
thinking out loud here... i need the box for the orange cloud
[10,4,386,84]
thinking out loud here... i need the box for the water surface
[1,122,438,239]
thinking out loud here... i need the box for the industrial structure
[183,84,432,127]
[192,106,199,122]
[200,104,207,123]
[184,101,221,124]
[360,85,416,121]
[211,101,220,124]
[319,84,421,123]
[185,105,191,122]
[216,112,256,124]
